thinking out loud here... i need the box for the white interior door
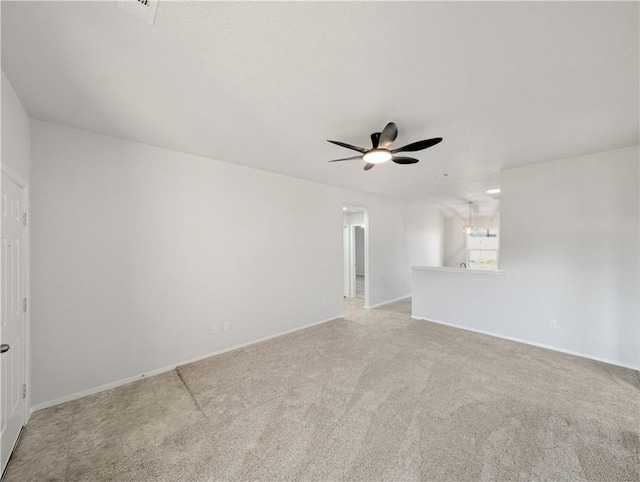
[1,173,26,474]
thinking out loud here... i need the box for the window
[466,227,499,270]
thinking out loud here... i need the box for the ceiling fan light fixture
[327,122,442,170]
[363,149,392,164]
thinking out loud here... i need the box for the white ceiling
[2,1,638,207]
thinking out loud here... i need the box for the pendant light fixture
[463,202,474,236]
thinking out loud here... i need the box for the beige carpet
[356,275,365,298]
[79,298,639,481]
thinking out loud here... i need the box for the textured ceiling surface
[2,1,638,205]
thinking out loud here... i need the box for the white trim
[24,184,31,426]
[342,224,350,298]
[411,266,502,275]
[363,210,369,308]
[366,294,411,310]
[0,164,28,189]
[411,315,639,371]
[350,224,356,298]
[31,314,342,412]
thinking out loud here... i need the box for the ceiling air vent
[118,0,159,25]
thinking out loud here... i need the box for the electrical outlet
[211,324,218,335]
[549,320,558,330]
[223,322,230,332]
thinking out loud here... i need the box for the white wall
[413,146,640,369]
[1,71,31,182]
[406,203,444,268]
[30,120,411,407]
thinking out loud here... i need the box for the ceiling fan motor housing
[363,148,393,164]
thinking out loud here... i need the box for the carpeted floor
[6,298,639,481]
[355,274,365,298]
[77,298,638,481]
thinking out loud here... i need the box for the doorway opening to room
[443,200,501,271]
[343,205,368,306]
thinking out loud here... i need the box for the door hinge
[22,384,27,399]
[22,298,27,313]
[22,212,27,226]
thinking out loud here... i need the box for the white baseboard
[31,314,342,412]
[411,314,639,371]
[366,294,411,310]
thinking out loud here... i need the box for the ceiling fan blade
[378,122,398,148]
[370,132,381,148]
[327,140,366,153]
[392,156,420,165]
[363,163,375,171]
[328,156,363,163]
[392,137,443,153]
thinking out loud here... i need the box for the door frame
[343,224,351,298]
[342,205,369,307]
[350,224,357,297]
[1,164,31,428]
[350,224,365,297]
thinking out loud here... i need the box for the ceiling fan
[327,122,443,170]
